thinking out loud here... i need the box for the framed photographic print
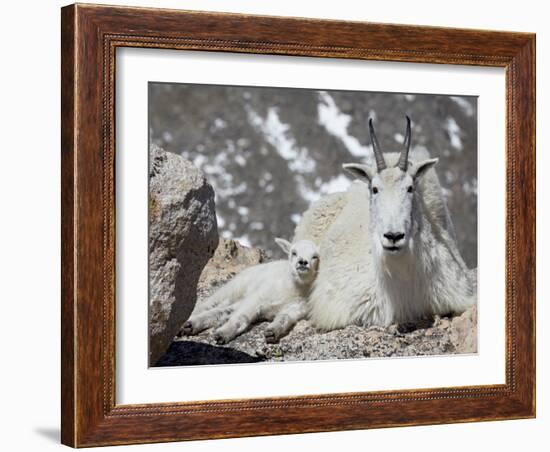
[61,3,536,447]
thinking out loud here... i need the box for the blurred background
[149,83,477,268]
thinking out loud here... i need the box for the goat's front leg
[265,301,308,343]
[180,305,234,336]
[213,301,260,345]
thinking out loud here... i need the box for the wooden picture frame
[61,3,535,447]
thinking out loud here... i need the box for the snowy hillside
[149,83,477,267]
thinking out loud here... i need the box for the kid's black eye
[372,187,379,194]
[291,251,297,257]
[407,186,413,193]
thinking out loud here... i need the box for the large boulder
[149,145,218,366]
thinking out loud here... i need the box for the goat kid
[181,239,320,344]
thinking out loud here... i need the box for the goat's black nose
[384,232,405,243]
[298,258,308,266]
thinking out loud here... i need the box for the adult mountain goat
[294,116,477,331]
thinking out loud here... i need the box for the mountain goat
[181,238,320,344]
[294,116,477,331]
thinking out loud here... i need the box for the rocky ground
[156,238,477,367]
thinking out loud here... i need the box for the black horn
[397,115,412,171]
[369,118,387,172]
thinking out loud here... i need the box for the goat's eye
[372,187,379,194]
[312,255,319,261]
[291,251,297,257]
[407,186,413,193]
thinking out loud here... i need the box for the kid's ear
[275,237,292,255]
[343,163,376,183]
[410,158,438,180]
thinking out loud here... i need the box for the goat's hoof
[213,331,228,345]
[397,322,417,334]
[264,328,280,344]
[180,321,194,336]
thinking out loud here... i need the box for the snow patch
[234,154,247,166]
[441,187,453,199]
[191,154,207,168]
[295,174,351,204]
[317,92,373,160]
[462,179,478,196]
[212,118,227,131]
[450,96,475,117]
[296,175,321,203]
[216,214,226,228]
[237,206,250,216]
[445,170,456,184]
[445,117,463,151]
[235,234,252,247]
[250,221,264,230]
[162,131,173,143]
[221,230,233,239]
[247,107,316,173]
[319,174,351,194]
[215,181,247,198]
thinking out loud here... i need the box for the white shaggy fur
[181,239,320,344]
[294,149,476,331]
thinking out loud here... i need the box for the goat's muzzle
[382,231,406,253]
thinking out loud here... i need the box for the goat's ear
[275,238,292,255]
[342,163,375,183]
[410,158,438,180]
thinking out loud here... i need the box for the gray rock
[149,145,218,366]
[196,238,266,301]
[450,304,478,353]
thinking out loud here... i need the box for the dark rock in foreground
[156,341,263,366]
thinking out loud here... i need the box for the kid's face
[275,238,320,276]
[289,241,320,276]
